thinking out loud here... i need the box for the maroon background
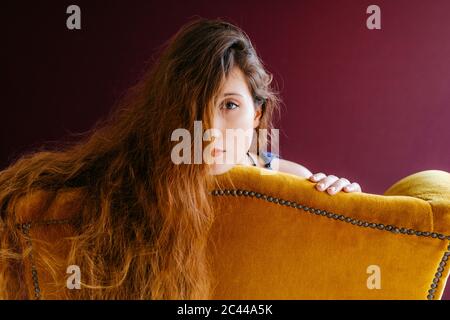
[2,0,450,299]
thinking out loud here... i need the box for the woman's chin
[208,163,236,175]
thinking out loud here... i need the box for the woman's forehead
[220,67,251,97]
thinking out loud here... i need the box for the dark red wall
[2,0,449,299]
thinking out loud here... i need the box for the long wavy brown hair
[0,16,281,299]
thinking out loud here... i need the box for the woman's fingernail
[317,183,323,190]
[328,187,335,193]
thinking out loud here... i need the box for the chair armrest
[384,170,450,235]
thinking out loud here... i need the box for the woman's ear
[253,105,263,128]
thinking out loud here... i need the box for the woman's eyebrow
[223,92,243,97]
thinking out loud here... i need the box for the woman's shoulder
[273,158,313,178]
[258,151,279,169]
[255,151,312,178]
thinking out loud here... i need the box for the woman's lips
[211,148,225,157]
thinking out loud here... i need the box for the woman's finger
[327,178,350,195]
[316,175,339,191]
[310,172,326,182]
[344,182,362,193]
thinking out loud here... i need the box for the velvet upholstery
[6,166,450,299]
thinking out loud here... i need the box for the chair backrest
[207,166,450,299]
[5,166,450,299]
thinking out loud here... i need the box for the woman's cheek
[221,108,254,161]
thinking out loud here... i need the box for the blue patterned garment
[247,151,280,170]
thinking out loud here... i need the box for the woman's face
[207,66,262,175]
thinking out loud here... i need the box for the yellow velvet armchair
[208,166,450,300]
[6,166,450,299]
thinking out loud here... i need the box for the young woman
[207,63,361,195]
[0,17,361,300]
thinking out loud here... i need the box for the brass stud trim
[20,222,41,300]
[210,188,450,300]
[16,217,79,300]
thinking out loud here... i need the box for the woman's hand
[309,173,362,195]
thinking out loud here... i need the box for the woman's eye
[222,101,240,111]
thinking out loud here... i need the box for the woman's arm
[273,158,362,195]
